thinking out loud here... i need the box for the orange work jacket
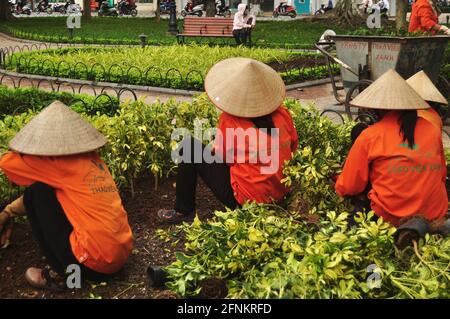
[409,0,439,34]
[0,151,133,274]
[335,111,447,226]
[418,108,443,131]
[214,106,298,205]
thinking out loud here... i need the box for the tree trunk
[330,0,367,26]
[83,0,92,19]
[156,0,161,22]
[395,0,408,31]
[0,0,14,21]
[206,0,216,17]
[334,0,358,25]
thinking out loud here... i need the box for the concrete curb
[0,32,51,46]
[0,69,199,96]
[0,32,140,49]
[0,68,338,96]
[286,77,338,90]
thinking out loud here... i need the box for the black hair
[398,110,418,149]
[251,114,276,136]
[244,5,249,16]
[350,122,368,145]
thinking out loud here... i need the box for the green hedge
[0,85,119,118]
[0,91,219,204]
[159,101,450,299]
[4,46,332,90]
[0,17,345,50]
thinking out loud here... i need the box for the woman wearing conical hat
[157,58,298,223]
[407,70,448,131]
[0,101,133,291]
[335,69,448,228]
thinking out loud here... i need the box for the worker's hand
[440,25,450,35]
[0,212,13,249]
[0,212,9,232]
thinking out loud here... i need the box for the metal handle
[314,42,358,76]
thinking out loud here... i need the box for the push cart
[315,35,450,121]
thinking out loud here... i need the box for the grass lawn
[0,17,346,48]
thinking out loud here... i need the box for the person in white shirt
[377,0,389,14]
[233,4,255,45]
[360,0,374,13]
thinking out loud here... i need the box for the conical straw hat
[9,101,107,156]
[406,70,447,105]
[350,69,430,110]
[205,58,285,118]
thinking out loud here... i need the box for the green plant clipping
[158,103,450,299]
[1,87,450,299]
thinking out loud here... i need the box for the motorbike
[272,4,297,18]
[181,3,204,17]
[67,3,82,14]
[216,5,231,17]
[52,2,67,14]
[314,0,333,15]
[51,1,81,14]
[314,4,333,15]
[99,1,119,16]
[13,2,32,15]
[9,0,16,14]
[34,1,53,14]
[159,0,172,14]
[118,0,138,16]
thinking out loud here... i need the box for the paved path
[0,32,35,48]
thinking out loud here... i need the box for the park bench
[177,16,252,46]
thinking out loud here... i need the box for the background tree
[0,0,14,20]
[205,0,216,16]
[312,0,394,27]
[155,0,161,22]
[333,0,363,26]
[83,0,92,19]
[396,0,408,31]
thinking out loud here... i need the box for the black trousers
[233,28,251,45]
[174,137,239,215]
[24,182,110,282]
[348,123,377,225]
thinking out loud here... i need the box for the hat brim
[204,58,286,118]
[8,101,108,156]
[348,69,430,111]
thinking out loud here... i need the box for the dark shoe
[394,217,429,250]
[197,277,228,299]
[147,265,168,287]
[157,209,194,224]
[438,219,450,236]
[25,267,66,292]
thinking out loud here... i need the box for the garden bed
[0,85,119,117]
[3,46,336,90]
[0,17,346,49]
[0,87,449,299]
[0,175,223,299]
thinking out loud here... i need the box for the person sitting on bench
[232,4,255,46]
